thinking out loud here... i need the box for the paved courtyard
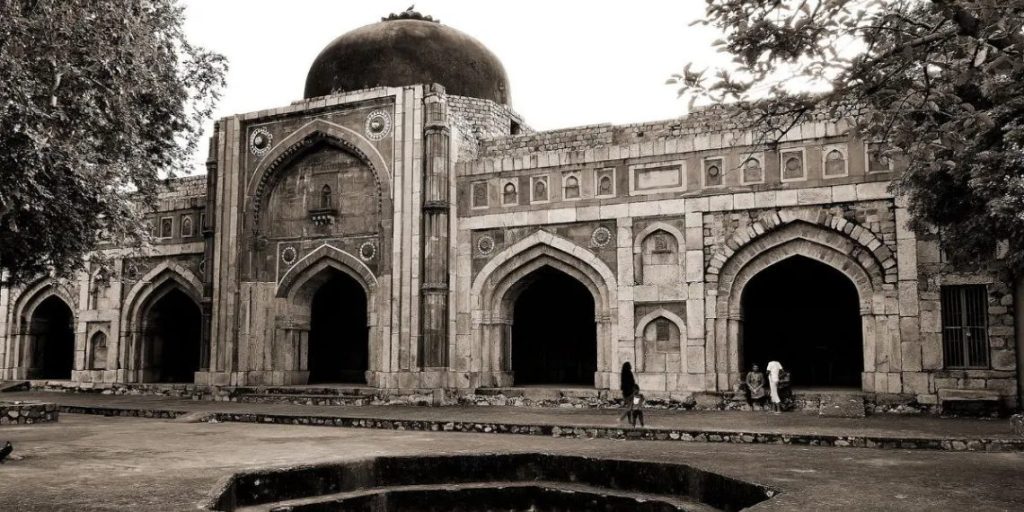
[0,413,1022,511]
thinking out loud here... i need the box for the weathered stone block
[901,341,922,371]
[991,350,1017,371]
[902,371,928,394]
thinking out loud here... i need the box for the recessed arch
[707,216,889,392]
[632,222,685,255]
[120,263,204,383]
[470,230,618,388]
[247,119,393,233]
[633,309,687,377]
[634,309,687,338]
[278,244,377,307]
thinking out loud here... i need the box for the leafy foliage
[671,0,1024,272]
[0,0,226,284]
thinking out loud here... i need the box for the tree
[671,0,1024,272]
[0,0,226,284]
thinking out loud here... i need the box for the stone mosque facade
[1,11,1019,410]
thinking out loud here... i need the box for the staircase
[230,385,377,406]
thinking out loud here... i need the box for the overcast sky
[182,1,726,172]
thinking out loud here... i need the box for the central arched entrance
[741,255,863,388]
[30,296,75,379]
[511,266,597,386]
[144,288,201,383]
[308,271,368,384]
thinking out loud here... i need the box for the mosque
[1,10,1018,411]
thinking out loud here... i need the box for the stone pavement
[1,414,1024,511]
[4,391,1022,452]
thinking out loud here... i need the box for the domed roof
[304,10,511,104]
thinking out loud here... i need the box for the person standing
[618,362,636,423]
[767,360,784,413]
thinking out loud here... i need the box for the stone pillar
[1016,274,1024,409]
[419,88,450,369]
[199,130,218,373]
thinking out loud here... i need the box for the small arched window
[320,185,332,209]
[824,148,847,177]
[180,216,194,238]
[502,182,517,205]
[90,331,108,370]
[564,175,580,199]
[598,175,613,195]
[742,157,763,184]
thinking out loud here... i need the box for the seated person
[745,365,767,409]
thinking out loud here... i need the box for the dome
[304,10,511,104]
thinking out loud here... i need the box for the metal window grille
[941,285,990,368]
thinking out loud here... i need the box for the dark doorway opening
[145,288,201,383]
[31,296,75,379]
[511,267,597,386]
[741,256,863,388]
[308,271,368,384]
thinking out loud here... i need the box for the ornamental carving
[249,128,272,156]
[365,110,392,141]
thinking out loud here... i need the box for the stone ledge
[56,405,1024,453]
[0,401,59,425]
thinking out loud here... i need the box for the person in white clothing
[766,360,784,413]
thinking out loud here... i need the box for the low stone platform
[0,400,58,425]
[5,391,1022,453]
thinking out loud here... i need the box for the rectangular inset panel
[629,161,686,196]
[595,168,616,197]
[865,142,893,173]
[471,181,489,209]
[703,157,724,188]
[740,153,765,185]
[780,149,806,182]
[822,144,849,178]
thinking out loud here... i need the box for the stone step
[0,381,30,393]
[234,393,369,405]
[236,481,722,512]
[818,394,867,418]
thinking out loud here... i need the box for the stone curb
[57,405,1024,453]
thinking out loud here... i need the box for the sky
[181,1,727,172]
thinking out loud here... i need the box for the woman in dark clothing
[619,362,636,423]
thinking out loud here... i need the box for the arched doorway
[741,255,863,388]
[30,296,75,379]
[308,270,368,384]
[511,266,597,386]
[144,288,201,383]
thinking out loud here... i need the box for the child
[627,384,645,428]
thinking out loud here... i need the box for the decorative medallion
[249,128,273,156]
[591,227,612,248]
[365,110,392,141]
[477,235,495,255]
[125,262,139,279]
[359,241,376,261]
[281,246,297,266]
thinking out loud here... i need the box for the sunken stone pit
[206,453,775,511]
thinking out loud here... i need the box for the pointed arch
[632,221,685,255]
[470,230,618,388]
[246,119,393,232]
[472,230,617,310]
[121,262,203,331]
[13,277,77,330]
[706,213,892,393]
[634,309,687,338]
[277,243,377,305]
